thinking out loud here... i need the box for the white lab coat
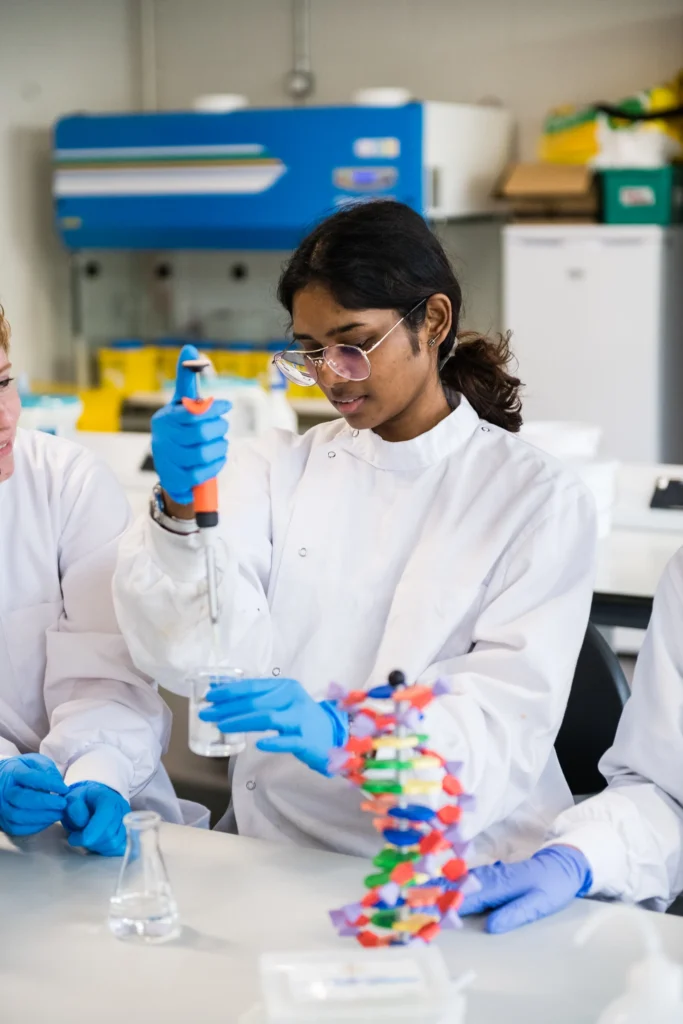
[114,396,597,862]
[0,428,187,823]
[547,547,683,909]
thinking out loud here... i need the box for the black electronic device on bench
[650,477,683,511]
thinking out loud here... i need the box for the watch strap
[149,484,198,536]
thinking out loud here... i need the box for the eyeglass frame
[273,298,428,386]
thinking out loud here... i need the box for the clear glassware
[188,666,246,757]
[108,811,180,944]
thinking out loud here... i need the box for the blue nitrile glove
[0,754,68,836]
[200,677,348,775]
[459,846,593,934]
[151,344,231,506]
[61,781,130,857]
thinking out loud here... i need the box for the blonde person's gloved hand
[0,754,67,836]
[200,677,348,775]
[151,344,231,506]
[61,781,130,857]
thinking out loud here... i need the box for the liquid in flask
[188,666,246,757]
[108,810,180,944]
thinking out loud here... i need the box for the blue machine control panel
[53,104,425,250]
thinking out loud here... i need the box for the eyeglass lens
[275,345,371,386]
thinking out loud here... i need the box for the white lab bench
[1,823,681,1024]
[593,462,683,633]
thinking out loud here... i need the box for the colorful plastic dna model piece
[328,670,477,947]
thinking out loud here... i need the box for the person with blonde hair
[0,307,192,854]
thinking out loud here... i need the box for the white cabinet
[503,225,683,462]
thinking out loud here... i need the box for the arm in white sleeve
[545,548,683,908]
[113,436,275,694]
[421,487,597,842]
[40,453,172,800]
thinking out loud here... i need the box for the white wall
[154,0,683,335]
[156,0,683,159]
[0,0,136,379]
[2,0,682,376]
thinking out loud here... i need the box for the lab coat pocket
[0,601,62,728]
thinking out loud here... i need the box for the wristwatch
[149,483,198,536]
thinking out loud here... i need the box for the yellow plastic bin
[287,381,326,400]
[77,388,122,432]
[209,341,286,383]
[98,340,158,395]
[210,341,251,379]
[252,341,284,386]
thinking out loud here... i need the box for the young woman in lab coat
[114,200,597,860]
[0,310,190,854]
[460,545,683,932]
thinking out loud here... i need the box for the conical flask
[108,810,180,943]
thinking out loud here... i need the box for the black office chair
[554,623,631,797]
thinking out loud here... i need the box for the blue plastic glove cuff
[319,700,349,749]
[573,851,594,897]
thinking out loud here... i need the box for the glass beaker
[188,666,246,757]
[108,811,180,944]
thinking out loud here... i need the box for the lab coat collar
[340,394,481,470]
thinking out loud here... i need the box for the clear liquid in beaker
[188,667,246,757]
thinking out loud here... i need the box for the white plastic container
[268,365,298,433]
[520,421,602,462]
[597,956,683,1024]
[575,461,619,538]
[353,88,413,107]
[577,905,683,1024]
[19,394,83,438]
[259,947,454,1024]
[520,420,617,537]
[193,94,248,113]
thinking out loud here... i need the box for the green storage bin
[601,166,683,225]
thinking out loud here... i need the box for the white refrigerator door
[504,226,664,461]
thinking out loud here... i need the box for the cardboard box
[498,163,599,222]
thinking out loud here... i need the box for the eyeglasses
[273,299,427,387]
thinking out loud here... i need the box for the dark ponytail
[278,200,523,432]
[440,331,522,432]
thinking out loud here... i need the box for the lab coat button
[299,547,307,557]
[352,429,359,437]
[481,426,490,432]
[328,451,336,458]
[246,780,256,791]
[272,667,281,676]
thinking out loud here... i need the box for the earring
[428,337,437,347]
